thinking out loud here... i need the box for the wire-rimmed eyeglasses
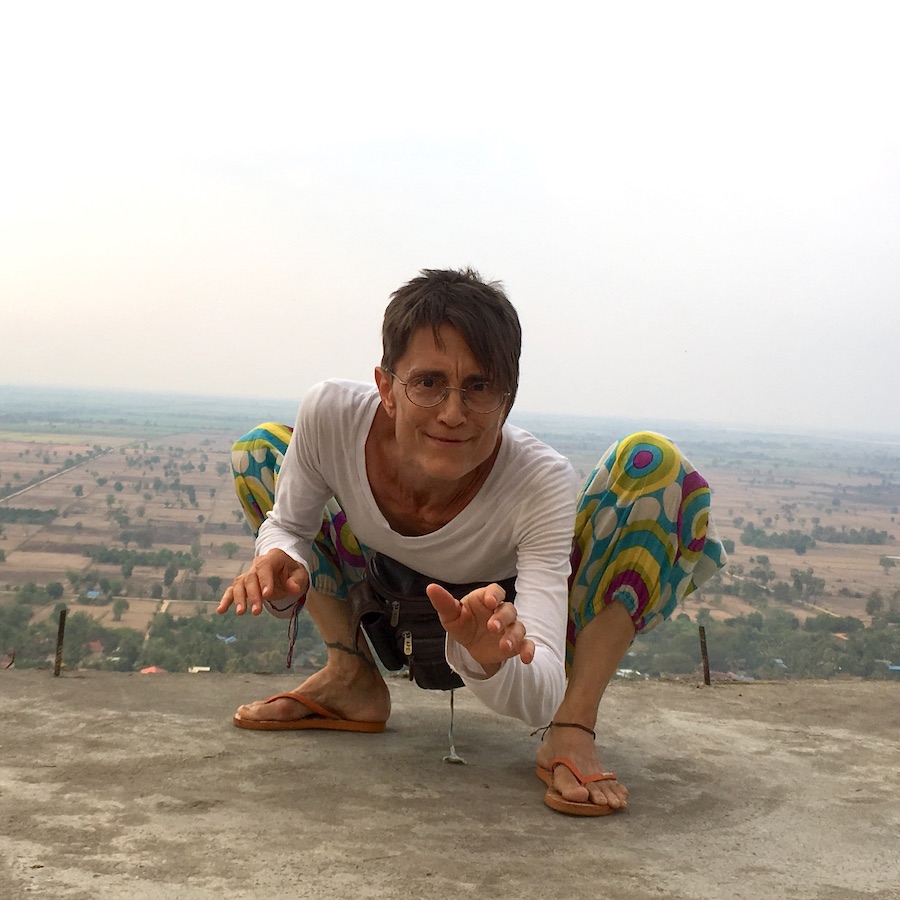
[386,371,509,414]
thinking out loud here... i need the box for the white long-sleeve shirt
[257,380,578,726]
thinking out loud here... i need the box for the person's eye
[416,376,440,390]
[468,382,490,394]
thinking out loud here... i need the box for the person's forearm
[445,639,564,726]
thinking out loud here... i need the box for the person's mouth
[427,434,469,445]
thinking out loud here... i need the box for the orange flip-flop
[535,758,620,816]
[232,690,386,733]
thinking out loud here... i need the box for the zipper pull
[402,630,413,656]
[390,601,400,628]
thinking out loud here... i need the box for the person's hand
[216,548,309,616]
[425,582,534,676]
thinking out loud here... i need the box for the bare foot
[535,723,628,811]
[236,664,391,726]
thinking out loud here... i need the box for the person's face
[375,324,506,485]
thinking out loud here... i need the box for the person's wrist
[264,595,301,619]
[460,641,504,676]
[480,661,502,678]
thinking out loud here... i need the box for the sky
[2,1,898,435]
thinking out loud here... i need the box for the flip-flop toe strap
[583,771,617,784]
[548,757,617,786]
[260,691,339,720]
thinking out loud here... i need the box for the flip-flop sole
[232,689,386,733]
[535,765,618,817]
[233,714,385,732]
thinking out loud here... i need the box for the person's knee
[594,431,684,504]
[232,422,293,461]
[612,431,678,464]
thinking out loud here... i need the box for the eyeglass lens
[405,377,505,412]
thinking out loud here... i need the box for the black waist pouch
[348,553,516,691]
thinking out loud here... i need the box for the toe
[236,700,270,721]
[552,766,590,803]
[237,696,307,722]
[587,779,628,809]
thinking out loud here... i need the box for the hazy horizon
[4,380,900,443]
[3,3,898,434]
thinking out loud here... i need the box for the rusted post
[698,625,711,686]
[53,608,67,677]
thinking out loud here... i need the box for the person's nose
[436,387,467,425]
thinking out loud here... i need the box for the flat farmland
[0,429,257,613]
[701,448,899,610]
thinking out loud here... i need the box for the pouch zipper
[402,630,414,681]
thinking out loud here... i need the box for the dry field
[2,424,899,633]
[0,429,257,621]
[704,455,898,618]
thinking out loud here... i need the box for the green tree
[112,597,130,622]
[108,629,143,670]
[221,541,239,560]
[866,592,884,617]
[57,611,103,667]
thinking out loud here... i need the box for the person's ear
[375,367,397,418]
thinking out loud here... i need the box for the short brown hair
[381,268,521,411]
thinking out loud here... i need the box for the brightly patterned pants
[232,425,726,668]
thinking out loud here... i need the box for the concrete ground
[0,670,897,900]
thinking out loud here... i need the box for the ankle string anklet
[530,721,596,741]
[325,640,379,671]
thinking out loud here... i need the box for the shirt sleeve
[254,383,335,577]
[444,453,578,727]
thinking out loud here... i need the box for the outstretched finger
[241,573,267,616]
[518,637,535,665]
[216,586,235,615]
[254,559,278,600]
[481,583,507,611]
[230,578,249,615]
[232,576,264,616]
[426,583,463,628]
[494,619,523,655]
[487,599,517,635]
